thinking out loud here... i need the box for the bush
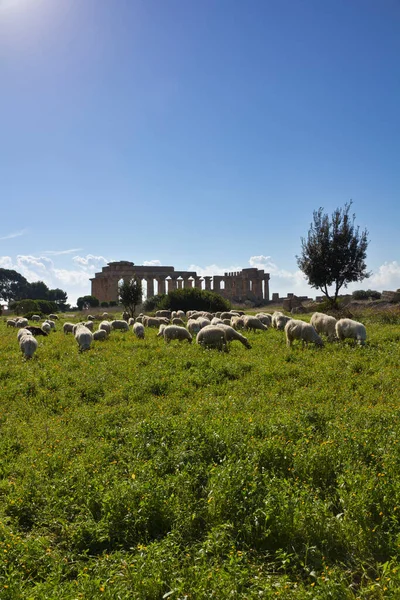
[143,294,167,312]
[109,300,118,307]
[155,288,231,313]
[100,301,109,308]
[353,290,381,300]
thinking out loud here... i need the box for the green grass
[0,314,400,598]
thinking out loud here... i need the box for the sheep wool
[310,312,337,341]
[216,324,251,349]
[196,325,228,351]
[285,319,324,348]
[160,325,192,344]
[243,316,268,332]
[110,320,129,331]
[335,318,367,346]
[19,334,38,359]
[93,329,107,341]
[133,322,145,339]
[75,325,93,351]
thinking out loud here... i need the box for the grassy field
[1,311,400,598]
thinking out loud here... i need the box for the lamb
[25,326,48,337]
[196,325,228,351]
[159,325,192,344]
[93,329,107,341]
[19,333,38,359]
[31,314,41,322]
[133,322,145,339]
[41,322,51,334]
[99,321,112,335]
[310,312,337,341]
[243,316,268,332]
[272,312,291,331]
[216,323,251,349]
[285,319,324,348]
[335,318,367,346]
[63,322,75,334]
[110,320,129,331]
[75,325,93,351]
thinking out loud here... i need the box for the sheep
[171,311,177,319]
[222,319,231,325]
[17,328,33,342]
[335,318,367,346]
[110,320,129,331]
[211,317,224,326]
[187,318,202,335]
[231,316,245,330]
[176,310,186,319]
[25,326,48,337]
[197,317,211,329]
[143,317,166,328]
[102,312,109,317]
[133,322,145,339]
[84,320,94,331]
[48,314,59,320]
[31,314,41,322]
[128,317,135,326]
[272,312,291,331]
[156,310,172,318]
[159,325,192,344]
[15,318,29,328]
[310,312,337,341]
[135,316,143,324]
[19,333,38,359]
[63,322,75,334]
[196,325,228,351]
[41,322,51,334]
[7,319,16,328]
[122,311,129,321]
[157,324,167,337]
[243,316,268,332]
[255,313,272,327]
[99,321,112,335]
[75,325,93,351]
[87,315,95,321]
[216,323,251,349]
[285,319,324,348]
[93,329,107,341]
[172,317,185,326]
[45,319,56,330]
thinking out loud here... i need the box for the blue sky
[1,0,399,304]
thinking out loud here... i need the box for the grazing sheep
[17,328,33,342]
[216,324,251,349]
[128,317,135,326]
[211,317,224,326]
[159,325,192,344]
[157,324,166,337]
[155,310,172,318]
[197,317,211,329]
[102,312,109,317]
[196,325,228,351]
[243,316,268,332]
[99,321,112,335]
[45,319,56,330]
[122,311,129,321]
[285,319,324,348]
[63,322,75,334]
[135,316,143,324]
[93,329,107,341]
[7,319,16,328]
[41,322,51,334]
[87,315,95,321]
[31,314,41,322]
[75,325,93,351]
[310,312,337,341]
[231,316,245,330]
[172,317,185,326]
[255,313,272,327]
[25,326,48,337]
[19,334,38,359]
[111,320,129,331]
[48,314,59,320]
[272,312,291,331]
[15,318,29,328]
[335,318,367,346]
[84,320,94,331]
[187,318,202,335]
[143,317,166,328]
[176,310,186,319]
[133,322,145,339]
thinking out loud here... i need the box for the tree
[48,288,68,311]
[297,201,370,307]
[119,277,142,318]
[0,269,29,302]
[77,295,100,311]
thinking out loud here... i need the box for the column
[263,276,270,302]
[183,278,192,289]
[168,277,178,292]
[204,276,212,290]
[157,278,166,295]
[194,277,202,289]
[146,277,154,298]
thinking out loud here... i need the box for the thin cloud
[42,248,83,256]
[143,259,162,267]
[0,228,28,241]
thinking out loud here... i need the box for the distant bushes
[352,289,381,300]
[144,288,231,313]
[9,299,57,316]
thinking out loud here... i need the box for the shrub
[100,301,109,307]
[143,294,167,312]
[156,288,231,312]
[109,300,118,307]
[353,289,381,300]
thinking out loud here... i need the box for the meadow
[0,310,400,599]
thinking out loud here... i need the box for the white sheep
[15,318,29,328]
[335,318,367,346]
[19,333,38,359]
[231,316,245,330]
[285,319,324,348]
[255,313,272,327]
[187,318,202,335]
[243,316,268,332]
[128,317,135,326]
[93,329,107,341]
[310,312,337,341]
[31,314,41,322]
[75,325,93,351]
[158,325,192,344]
[133,322,145,339]
[17,328,33,342]
[63,322,75,334]
[216,324,251,349]
[48,314,59,320]
[45,319,56,330]
[87,315,95,321]
[155,310,171,318]
[99,321,112,335]
[41,322,51,334]
[196,325,228,351]
[110,320,129,331]
[211,317,224,326]
[172,317,185,326]
[84,320,94,331]
[272,312,291,331]
[176,310,186,319]
[7,319,16,328]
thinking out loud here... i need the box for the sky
[1,0,399,305]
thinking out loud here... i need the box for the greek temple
[90,261,270,304]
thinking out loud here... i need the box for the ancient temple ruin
[90,261,270,304]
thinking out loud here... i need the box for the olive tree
[297,202,370,307]
[119,277,142,318]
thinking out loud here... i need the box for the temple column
[204,276,212,291]
[194,277,202,289]
[263,276,270,301]
[183,278,192,289]
[146,277,154,298]
[213,276,223,292]
[157,278,166,295]
[168,277,178,292]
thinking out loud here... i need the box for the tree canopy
[76,295,100,311]
[0,268,68,309]
[119,277,143,318]
[297,201,370,306]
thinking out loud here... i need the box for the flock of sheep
[6,308,367,359]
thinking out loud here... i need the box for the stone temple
[90,261,270,305]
